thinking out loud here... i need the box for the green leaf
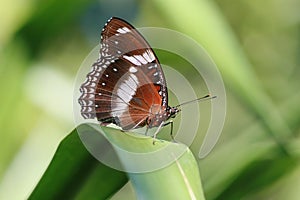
[29,124,205,199]
[95,125,206,199]
[80,124,205,199]
[129,148,205,199]
[28,125,128,200]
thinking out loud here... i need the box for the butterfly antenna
[175,94,217,108]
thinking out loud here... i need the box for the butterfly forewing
[101,18,168,103]
[79,17,168,130]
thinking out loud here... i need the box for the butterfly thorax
[147,105,180,128]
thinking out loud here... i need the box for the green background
[0,0,300,199]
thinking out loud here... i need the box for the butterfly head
[146,105,179,128]
[167,106,181,119]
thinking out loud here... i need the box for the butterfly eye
[168,107,180,118]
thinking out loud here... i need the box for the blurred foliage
[0,0,299,199]
[16,0,94,57]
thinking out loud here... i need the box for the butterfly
[78,17,212,140]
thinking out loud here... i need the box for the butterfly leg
[145,125,149,136]
[163,121,177,143]
[152,122,164,145]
